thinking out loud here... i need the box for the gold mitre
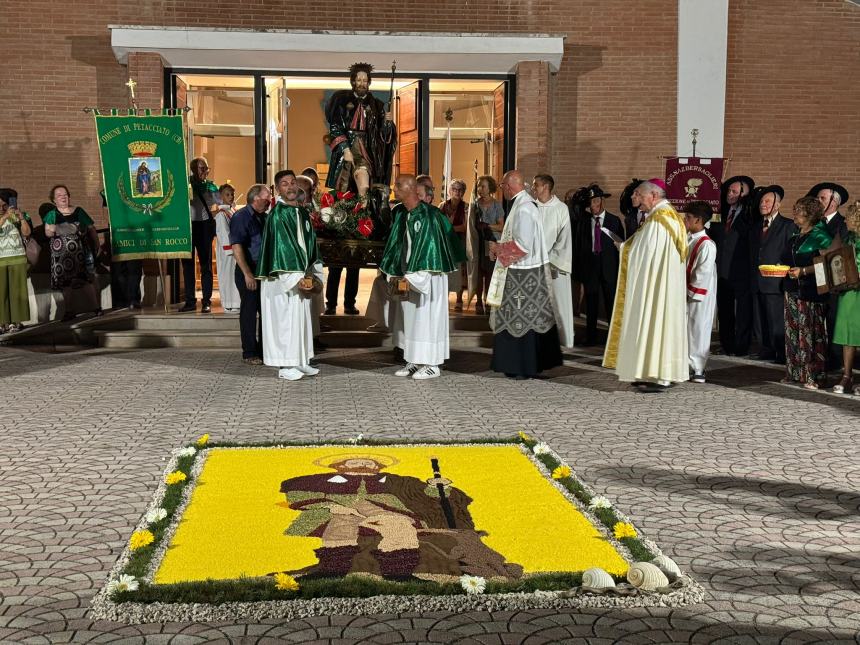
[128,141,158,157]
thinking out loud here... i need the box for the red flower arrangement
[318,191,374,240]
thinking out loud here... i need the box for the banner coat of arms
[94,109,192,260]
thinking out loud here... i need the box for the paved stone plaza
[1,344,858,643]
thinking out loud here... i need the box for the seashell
[651,555,681,582]
[626,562,669,591]
[581,567,616,589]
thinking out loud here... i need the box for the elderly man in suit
[715,175,756,356]
[808,181,850,369]
[579,184,625,346]
[750,185,795,364]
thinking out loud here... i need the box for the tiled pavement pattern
[1,345,858,644]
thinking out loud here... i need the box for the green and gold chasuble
[255,202,321,279]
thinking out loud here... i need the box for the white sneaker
[412,365,440,380]
[297,364,320,376]
[395,363,418,377]
[278,368,304,381]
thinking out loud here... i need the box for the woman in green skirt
[0,188,31,334]
[832,200,860,395]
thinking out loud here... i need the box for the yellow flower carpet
[155,445,629,584]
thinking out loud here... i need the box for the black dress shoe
[179,303,196,313]
[344,306,360,315]
[201,303,212,314]
[324,306,336,316]
[637,383,667,393]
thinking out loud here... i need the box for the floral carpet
[91,434,703,622]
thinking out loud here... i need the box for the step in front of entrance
[94,328,493,350]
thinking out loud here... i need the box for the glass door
[182,75,257,205]
[427,80,507,202]
[173,74,257,307]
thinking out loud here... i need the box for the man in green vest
[256,170,324,381]
[380,175,466,380]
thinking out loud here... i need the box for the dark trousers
[182,219,216,306]
[325,266,359,309]
[827,294,841,370]
[234,265,262,359]
[717,278,753,355]
[754,291,786,361]
[585,280,615,342]
[111,260,142,308]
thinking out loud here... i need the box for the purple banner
[664,157,725,212]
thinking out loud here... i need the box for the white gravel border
[90,440,704,623]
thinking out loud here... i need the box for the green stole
[255,202,320,278]
[379,202,466,276]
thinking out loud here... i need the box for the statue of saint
[325,63,397,210]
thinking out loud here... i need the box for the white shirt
[825,212,838,223]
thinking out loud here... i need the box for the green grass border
[111,434,653,604]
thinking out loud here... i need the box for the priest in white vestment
[379,175,466,380]
[603,179,689,392]
[488,170,563,378]
[256,171,323,381]
[533,173,574,348]
[684,201,718,382]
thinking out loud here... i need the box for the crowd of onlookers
[2,168,858,396]
[0,185,107,335]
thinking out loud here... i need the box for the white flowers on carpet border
[588,496,612,510]
[144,508,168,524]
[177,447,197,458]
[459,575,487,595]
[532,442,552,456]
[106,574,139,595]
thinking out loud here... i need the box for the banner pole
[157,259,169,314]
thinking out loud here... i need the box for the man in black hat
[808,182,849,242]
[578,184,625,345]
[749,185,795,363]
[808,182,850,369]
[716,175,755,356]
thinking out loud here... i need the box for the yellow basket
[759,264,790,278]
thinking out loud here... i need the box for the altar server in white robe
[256,170,323,381]
[533,173,574,348]
[379,175,466,380]
[684,200,718,383]
[603,179,689,392]
[214,184,241,312]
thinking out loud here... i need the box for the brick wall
[0,1,856,226]
[724,0,860,206]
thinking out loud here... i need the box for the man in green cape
[379,175,466,379]
[256,170,324,381]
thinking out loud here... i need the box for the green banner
[95,109,192,260]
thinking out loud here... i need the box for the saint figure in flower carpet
[280,454,522,580]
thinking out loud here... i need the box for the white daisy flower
[588,495,612,510]
[348,433,364,445]
[107,574,139,595]
[459,574,486,595]
[532,442,551,456]
[177,447,197,458]
[145,507,168,524]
